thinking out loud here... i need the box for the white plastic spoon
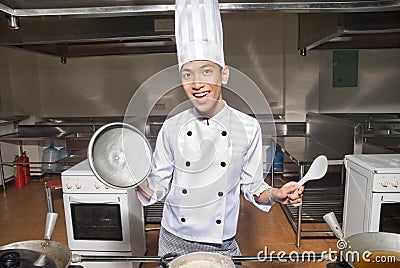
[297,155,328,188]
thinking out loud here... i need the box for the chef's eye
[182,72,191,80]
[203,69,212,75]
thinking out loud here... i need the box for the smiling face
[181,60,229,118]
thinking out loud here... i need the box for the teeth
[194,92,208,97]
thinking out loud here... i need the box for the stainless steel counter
[276,113,400,248]
[275,113,361,247]
[276,136,343,166]
[0,115,29,126]
[0,119,99,191]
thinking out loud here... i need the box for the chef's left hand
[273,181,304,207]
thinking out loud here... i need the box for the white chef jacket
[137,102,272,244]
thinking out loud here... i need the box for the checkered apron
[158,227,241,257]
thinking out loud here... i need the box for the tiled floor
[0,178,339,268]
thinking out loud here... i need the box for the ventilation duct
[298,11,400,51]
[0,1,398,57]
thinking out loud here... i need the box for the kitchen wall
[0,13,287,120]
[1,48,42,119]
[318,49,400,113]
[283,14,320,122]
[0,13,399,123]
[0,47,13,114]
[36,52,178,118]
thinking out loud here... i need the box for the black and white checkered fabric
[158,227,241,257]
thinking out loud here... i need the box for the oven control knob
[75,183,82,189]
[66,183,72,189]
[95,182,101,189]
[392,181,398,188]
[380,181,388,187]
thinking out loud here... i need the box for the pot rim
[169,251,235,268]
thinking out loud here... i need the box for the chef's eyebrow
[201,63,223,72]
[181,68,191,73]
[200,63,214,69]
[181,63,220,73]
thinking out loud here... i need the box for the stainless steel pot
[324,212,400,267]
[168,252,235,268]
[0,240,71,268]
[0,213,71,268]
[341,232,400,267]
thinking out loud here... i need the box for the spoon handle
[296,175,309,187]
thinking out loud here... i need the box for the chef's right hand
[273,181,304,207]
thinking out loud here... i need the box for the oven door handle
[68,196,121,204]
[381,194,400,203]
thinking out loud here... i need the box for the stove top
[61,159,131,194]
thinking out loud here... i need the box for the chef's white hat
[175,0,225,70]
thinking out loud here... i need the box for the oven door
[370,193,400,234]
[63,193,133,252]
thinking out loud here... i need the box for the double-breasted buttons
[216,219,222,224]
[218,191,223,197]
[185,130,192,167]
[182,189,188,194]
[220,162,226,167]
[221,131,227,136]
[181,217,186,223]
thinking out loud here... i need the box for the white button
[392,181,398,188]
[75,183,82,189]
[95,182,101,189]
[380,181,388,187]
[66,183,72,189]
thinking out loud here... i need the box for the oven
[343,154,400,237]
[64,193,133,251]
[62,160,146,268]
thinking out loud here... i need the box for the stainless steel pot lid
[87,122,152,189]
[0,240,71,268]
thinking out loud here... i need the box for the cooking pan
[323,212,400,267]
[0,213,71,268]
[0,240,71,268]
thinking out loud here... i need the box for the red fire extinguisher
[21,151,31,184]
[13,155,25,188]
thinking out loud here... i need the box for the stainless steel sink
[363,129,400,137]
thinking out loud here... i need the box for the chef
[137,0,304,257]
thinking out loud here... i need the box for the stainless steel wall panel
[318,49,400,114]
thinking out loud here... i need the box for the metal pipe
[77,253,330,263]
[296,165,305,248]
[78,255,162,263]
[0,143,5,192]
[0,1,399,18]
[7,15,19,30]
[232,253,329,262]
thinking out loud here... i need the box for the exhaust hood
[298,11,400,51]
[0,15,177,57]
[0,1,399,58]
